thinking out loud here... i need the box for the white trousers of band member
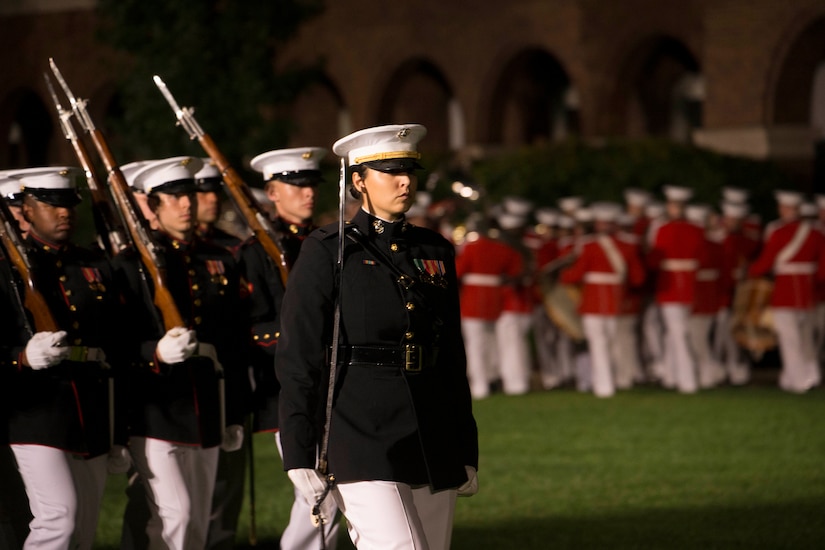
[556,331,575,384]
[495,311,533,395]
[814,302,825,360]
[581,315,619,397]
[642,302,665,381]
[532,305,561,389]
[660,304,698,393]
[688,313,725,388]
[334,481,457,550]
[130,437,219,550]
[10,445,107,550]
[275,433,339,550]
[772,308,821,393]
[712,308,750,385]
[461,318,498,399]
[615,315,642,388]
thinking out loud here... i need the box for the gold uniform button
[56,260,62,268]
[275,331,280,338]
[72,321,79,329]
[405,302,415,311]
[253,335,260,341]
[184,256,192,264]
[194,316,203,325]
[263,333,271,339]
[69,305,77,312]
[405,331,414,340]
[194,299,202,307]
[390,243,399,252]
[192,284,199,291]
[188,269,196,276]
[64,290,72,297]
[59,275,67,282]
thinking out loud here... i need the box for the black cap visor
[361,158,422,173]
[267,170,324,187]
[25,189,82,208]
[195,176,224,193]
[149,179,198,196]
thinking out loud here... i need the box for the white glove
[25,331,70,370]
[457,465,478,497]
[220,424,244,452]
[107,445,132,475]
[156,327,197,364]
[287,468,336,526]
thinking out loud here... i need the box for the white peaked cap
[774,190,803,207]
[645,202,665,219]
[250,147,327,181]
[195,158,222,180]
[503,195,534,216]
[590,201,622,222]
[574,207,593,223]
[721,201,748,218]
[497,211,526,230]
[0,171,21,199]
[617,212,636,226]
[685,203,711,225]
[722,186,749,204]
[535,207,559,226]
[332,124,426,167]
[800,201,817,218]
[8,166,82,191]
[557,215,575,229]
[624,188,651,207]
[121,160,152,190]
[132,156,203,194]
[557,196,583,213]
[662,185,693,202]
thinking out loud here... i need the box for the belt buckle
[404,344,423,372]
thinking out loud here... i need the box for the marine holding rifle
[0,167,131,550]
[116,156,250,549]
[275,124,479,549]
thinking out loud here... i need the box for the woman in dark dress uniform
[276,124,478,549]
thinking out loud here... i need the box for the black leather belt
[339,344,437,373]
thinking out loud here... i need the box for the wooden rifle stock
[0,201,59,332]
[48,59,185,331]
[152,75,289,286]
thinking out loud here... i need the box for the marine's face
[23,197,75,244]
[154,191,196,240]
[266,180,316,224]
[196,190,221,226]
[353,167,417,222]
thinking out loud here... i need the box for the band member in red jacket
[748,190,825,393]
[560,203,645,397]
[647,185,705,393]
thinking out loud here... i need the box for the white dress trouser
[642,302,665,382]
[275,433,339,549]
[713,308,750,385]
[532,306,562,389]
[130,437,219,550]
[334,481,457,550]
[688,314,724,388]
[615,315,642,388]
[660,303,698,393]
[582,315,618,397]
[495,311,533,395]
[11,445,107,550]
[461,318,498,398]
[772,308,821,393]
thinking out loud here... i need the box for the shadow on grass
[450,499,825,549]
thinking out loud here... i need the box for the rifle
[153,75,290,287]
[48,58,186,331]
[0,199,59,333]
[43,73,129,258]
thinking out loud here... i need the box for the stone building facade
[2,0,825,186]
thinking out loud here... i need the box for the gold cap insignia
[181,158,192,166]
[302,151,313,160]
[397,128,410,139]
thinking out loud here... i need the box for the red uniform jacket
[647,219,705,305]
[693,235,724,315]
[748,219,825,309]
[560,234,646,315]
[456,235,522,320]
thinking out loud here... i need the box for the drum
[731,278,776,359]
[543,282,585,342]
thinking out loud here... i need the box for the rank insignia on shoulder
[414,259,448,288]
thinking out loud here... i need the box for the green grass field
[92,371,825,549]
